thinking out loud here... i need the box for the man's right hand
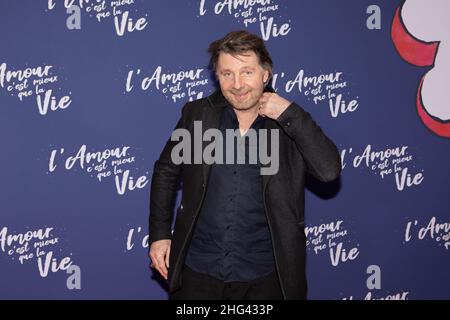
[149,239,171,280]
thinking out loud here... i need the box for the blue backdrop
[0,0,448,299]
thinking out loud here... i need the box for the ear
[263,69,270,83]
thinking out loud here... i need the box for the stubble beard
[226,89,263,112]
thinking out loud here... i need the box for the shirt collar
[224,104,265,129]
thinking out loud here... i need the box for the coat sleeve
[276,102,341,182]
[149,103,190,243]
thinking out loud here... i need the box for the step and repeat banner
[0,0,448,299]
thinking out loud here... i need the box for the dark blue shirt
[185,105,275,282]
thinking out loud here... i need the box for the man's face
[216,51,270,111]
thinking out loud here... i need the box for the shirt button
[285,121,291,127]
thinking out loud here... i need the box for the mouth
[232,92,249,101]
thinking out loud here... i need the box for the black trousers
[170,265,283,300]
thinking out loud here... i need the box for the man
[149,30,341,300]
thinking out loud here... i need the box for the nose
[232,75,243,90]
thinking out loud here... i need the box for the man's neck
[233,106,259,135]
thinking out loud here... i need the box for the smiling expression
[216,51,270,112]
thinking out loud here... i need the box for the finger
[261,92,272,100]
[258,106,266,117]
[258,105,264,115]
[150,252,163,274]
[156,255,168,279]
[153,260,164,278]
[165,246,170,269]
[150,256,158,269]
[149,251,156,267]
[156,265,168,280]
[154,264,164,279]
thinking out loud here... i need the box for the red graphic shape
[417,77,450,137]
[391,5,449,137]
[391,7,438,67]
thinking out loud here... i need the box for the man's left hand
[258,92,291,120]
